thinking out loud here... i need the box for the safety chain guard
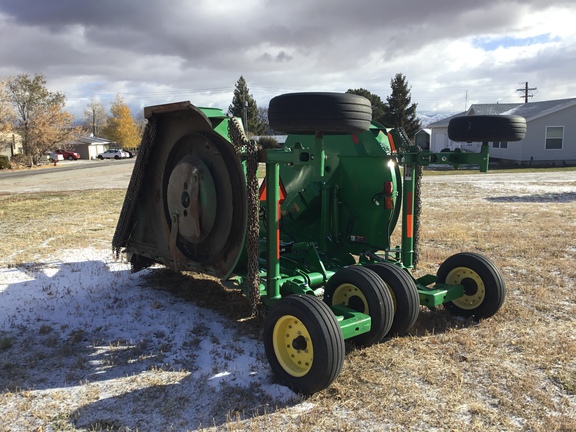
[112,119,157,262]
[396,128,422,268]
[228,117,261,315]
[413,161,423,268]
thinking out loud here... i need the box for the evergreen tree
[102,95,141,150]
[383,73,421,139]
[228,76,266,135]
[346,88,387,125]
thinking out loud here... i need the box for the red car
[55,149,81,160]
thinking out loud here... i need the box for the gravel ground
[0,159,136,195]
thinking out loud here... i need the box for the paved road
[0,158,136,194]
[2,158,574,198]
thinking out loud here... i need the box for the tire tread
[263,294,345,394]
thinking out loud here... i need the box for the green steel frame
[249,133,494,340]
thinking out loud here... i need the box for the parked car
[47,152,64,162]
[55,149,81,160]
[97,149,129,160]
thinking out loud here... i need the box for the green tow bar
[400,142,491,306]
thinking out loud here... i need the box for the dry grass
[0,190,125,265]
[422,165,576,176]
[1,170,576,431]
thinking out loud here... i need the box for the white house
[69,135,117,160]
[428,98,576,165]
[0,132,23,160]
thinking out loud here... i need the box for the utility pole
[242,100,248,130]
[517,82,537,103]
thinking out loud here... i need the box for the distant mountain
[417,111,458,127]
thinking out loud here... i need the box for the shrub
[10,153,29,166]
[0,156,12,170]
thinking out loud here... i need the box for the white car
[97,149,129,160]
[47,152,64,162]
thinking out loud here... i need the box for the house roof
[501,98,576,121]
[467,103,522,115]
[76,135,115,145]
[427,97,576,128]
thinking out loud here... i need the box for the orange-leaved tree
[102,95,141,150]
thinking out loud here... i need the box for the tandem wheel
[263,294,345,395]
[437,252,506,319]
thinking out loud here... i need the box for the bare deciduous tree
[83,96,107,136]
[0,81,16,133]
[5,73,78,165]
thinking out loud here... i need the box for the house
[1,132,117,161]
[428,98,576,165]
[68,135,117,160]
[0,132,23,160]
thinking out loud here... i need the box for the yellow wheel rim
[446,266,485,310]
[385,283,397,311]
[332,283,369,313]
[272,315,314,377]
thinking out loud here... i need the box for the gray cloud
[0,0,574,117]
[258,51,293,63]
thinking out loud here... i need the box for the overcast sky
[1,0,575,119]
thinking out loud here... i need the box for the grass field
[0,170,575,431]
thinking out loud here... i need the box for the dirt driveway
[0,159,135,195]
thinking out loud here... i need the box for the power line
[497,89,521,103]
[516,82,537,103]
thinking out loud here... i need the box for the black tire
[67,155,74,161]
[436,252,506,319]
[324,266,393,346]
[263,294,345,395]
[268,92,372,134]
[365,262,420,336]
[114,155,120,160]
[97,155,103,160]
[448,115,526,142]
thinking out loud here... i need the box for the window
[546,126,564,150]
[493,141,508,149]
